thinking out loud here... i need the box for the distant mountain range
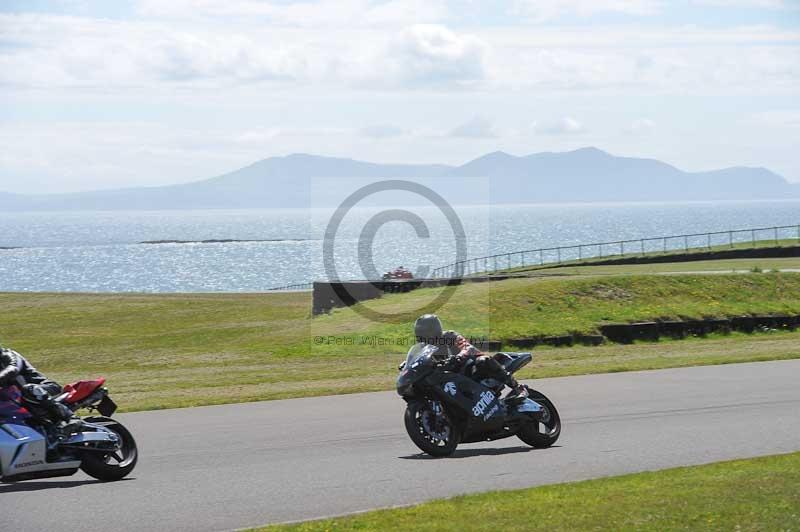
[1,147,796,210]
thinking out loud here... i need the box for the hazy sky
[1,0,799,193]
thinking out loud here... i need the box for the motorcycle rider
[413,314,528,401]
[0,343,81,434]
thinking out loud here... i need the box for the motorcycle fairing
[0,423,80,480]
[515,398,544,414]
[62,378,106,404]
[494,352,532,374]
[396,344,438,397]
[425,372,505,426]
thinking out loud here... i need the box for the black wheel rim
[531,403,559,437]
[415,401,452,448]
[99,426,136,468]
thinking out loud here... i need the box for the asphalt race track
[4,360,800,531]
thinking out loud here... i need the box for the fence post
[684,235,688,252]
[663,237,667,253]
[751,229,755,246]
[557,247,561,263]
[507,253,511,270]
[640,239,644,255]
[599,244,603,258]
[775,226,779,245]
[707,233,711,250]
[729,231,733,248]
[578,245,582,260]
[619,241,624,256]
[521,252,526,267]
[540,249,544,265]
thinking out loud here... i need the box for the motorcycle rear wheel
[79,417,138,481]
[516,388,561,448]
[404,400,460,457]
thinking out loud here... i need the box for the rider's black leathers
[435,331,520,390]
[0,348,68,423]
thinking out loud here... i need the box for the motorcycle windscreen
[405,342,438,367]
[0,386,31,421]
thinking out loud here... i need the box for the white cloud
[380,24,488,87]
[0,14,320,88]
[514,0,662,22]
[533,117,586,134]
[449,116,498,138]
[485,28,800,91]
[1,14,797,92]
[135,0,449,28]
[0,16,487,90]
[691,0,798,8]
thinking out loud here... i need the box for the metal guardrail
[266,282,314,291]
[431,224,800,278]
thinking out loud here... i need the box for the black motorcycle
[397,343,561,457]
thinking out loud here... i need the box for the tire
[516,388,561,448]
[79,417,138,481]
[404,400,460,457]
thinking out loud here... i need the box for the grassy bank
[258,452,800,531]
[507,256,800,277]
[1,271,799,411]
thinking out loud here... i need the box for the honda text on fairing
[0,377,137,482]
[397,343,560,457]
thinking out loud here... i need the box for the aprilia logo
[443,382,456,396]
[472,391,496,417]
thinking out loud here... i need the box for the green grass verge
[507,256,800,277]
[257,452,800,531]
[1,271,799,411]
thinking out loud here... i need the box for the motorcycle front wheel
[79,417,138,481]
[404,400,460,457]
[516,388,561,448]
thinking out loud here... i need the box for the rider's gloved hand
[455,335,468,351]
[23,383,50,402]
[455,335,480,357]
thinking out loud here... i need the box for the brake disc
[421,409,450,441]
